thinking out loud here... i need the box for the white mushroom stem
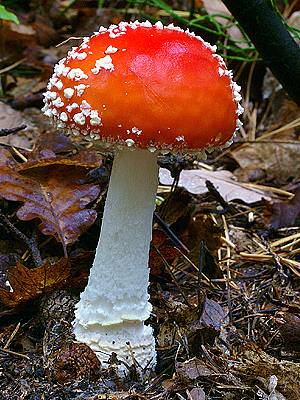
[73,148,158,371]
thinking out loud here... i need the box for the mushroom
[42,20,243,372]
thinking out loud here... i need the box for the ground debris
[0,0,299,399]
[233,343,300,399]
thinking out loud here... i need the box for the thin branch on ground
[0,208,43,267]
[0,125,27,137]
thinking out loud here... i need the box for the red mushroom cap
[42,21,242,152]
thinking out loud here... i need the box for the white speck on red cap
[73,112,86,125]
[90,110,102,126]
[54,80,63,90]
[71,52,88,61]
[66,102,79,112]
[44,91,57,100]
[105,45,118,54]
[125,139,135,147]
[80,100,92,116]
[64,88,75,99]
[67,68,89,81]
[91,55,114,74]
[52,97,64,108]
[60,112,68,122]
[74,84,89,97]
[131,127,142,136]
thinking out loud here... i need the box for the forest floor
[0,1,299,399]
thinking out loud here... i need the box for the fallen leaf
[190,297,225,340]
[5,19,35,36]
[31,131,75,158]
[153,189,223,273]
[176,358,214,380]
[233,343,300,399]
[150,229,181,276]
[264,188,300,229]
[181,213,223,261]
[232,143,300,181]
[0,102,38,149]
[276,313,300,346]
[0,258,70,308]
[0,147,101,248]
[158,187,194,226]
[31,14,58,47]
[0,102,25,130]
[159,168,270,203]
[188,387,206,400]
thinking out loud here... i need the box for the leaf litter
[0,143,101,253]
[0,1,299,400]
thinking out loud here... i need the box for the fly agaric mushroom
[42,20,243,372]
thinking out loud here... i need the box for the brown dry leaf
[276,313,300,346]
[190,297,225,341]
[232,143,300,181]
[160,187,223,255]
[159,168,271,202]
[1,20,36,45]
[21,149,101,171]
[0,102,38,149]
[0,102,25,130]
[154,189,223,274]
[188,387,206,400]
[31,131,75,158]
[0,147,101,247]
[264,188,300,229]
[160,187,193,225]
[176,358,214,380]
[233,343,300,399]
[150,229,181,276]
[0,258,70,308]
[183,213,223,259]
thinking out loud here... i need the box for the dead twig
[0,124,27,137]
[221,215,233,324]
[153,244,191,307]
[3,322,21,349]
[153,212,189,253]
[0,348,30,360]
[0,208,42,267]
[206,180,236,214]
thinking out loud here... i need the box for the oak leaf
[0,258,70,308]
[0,147,101,249]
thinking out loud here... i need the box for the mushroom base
[74,321,156,371]
[73,149,158,372]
